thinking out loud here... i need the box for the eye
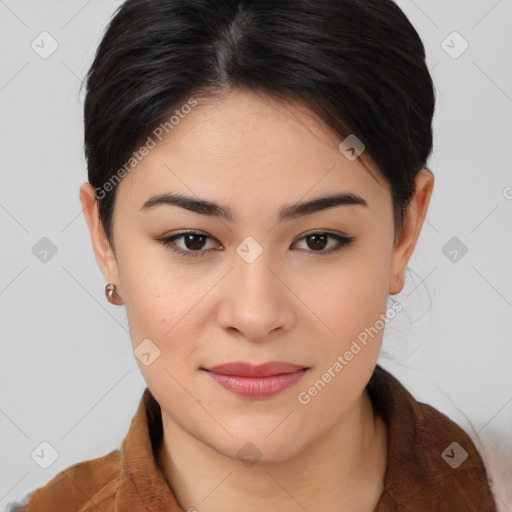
[159,230,220,258]
[158,230,356,258]
[292,232,356,254]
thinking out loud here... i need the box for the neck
[156,390,387,512]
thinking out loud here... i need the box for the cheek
[317,249,392,348]
[116,245,205,353]
[121,273,205,395]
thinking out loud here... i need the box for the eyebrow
[140,191,368,221]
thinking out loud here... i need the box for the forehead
[115,89,388,211]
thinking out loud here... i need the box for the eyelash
[158,230,356,259]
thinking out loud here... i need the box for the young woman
[11,0,497,510]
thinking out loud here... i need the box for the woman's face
[82,89,431,463]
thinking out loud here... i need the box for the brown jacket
[9,365,497,511]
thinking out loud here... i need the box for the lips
[202,361,309,398]
[204,361,307,377]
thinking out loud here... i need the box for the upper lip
[203,361,308,377]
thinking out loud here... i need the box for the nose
[216,246,295,344]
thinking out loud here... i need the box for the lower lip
[203,369,308,398]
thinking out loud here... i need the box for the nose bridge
[233,234,279,300]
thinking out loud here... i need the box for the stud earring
[105,283,123,305]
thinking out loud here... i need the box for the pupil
[308,234,327,250]
[186,234,205,250]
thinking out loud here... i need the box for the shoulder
[8,450,121,512]
[410,400,497,511]
[368,365,497,511]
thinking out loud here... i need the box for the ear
[389,169,434,295]
[79,182,121,288]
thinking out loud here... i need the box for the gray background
[0,0,511,510]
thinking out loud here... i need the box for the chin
[207,429,310,466]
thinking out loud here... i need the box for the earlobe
[389,270,405,296]
[79,182,120,286]
[388,169,434,296]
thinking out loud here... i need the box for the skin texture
[80,89,434,511]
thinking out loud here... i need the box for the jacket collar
[114,387,182,511]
